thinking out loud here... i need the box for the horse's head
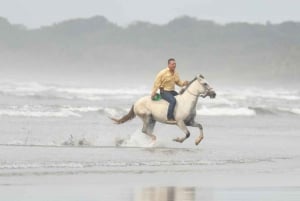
[194,74,216,98]
[179,74,216,98]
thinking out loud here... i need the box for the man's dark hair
[168,58,175,64]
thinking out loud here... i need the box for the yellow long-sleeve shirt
[152,67,185,94]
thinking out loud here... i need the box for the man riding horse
[111,58,216,145]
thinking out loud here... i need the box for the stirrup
[166,119,177,124]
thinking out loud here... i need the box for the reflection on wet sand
[135,187,213,201]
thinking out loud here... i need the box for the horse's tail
[110,105,136,124]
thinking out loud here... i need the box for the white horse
[111,74,216,145]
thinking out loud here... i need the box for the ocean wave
[0,81,299,118]
[277,107,300,115]
[0,104,133,118]
[248,107,276,115]
[197,106,256,116]
[0,109,81,118]
[2,81,300,102]
[63,106,102,112]
[0,105,81,118]
[291,108,300,114]
[249,107,300,115]
[197,106,300,116]
[1,104,299,118]
[0,81,148,101]
[69,106,129,117]
[218,87,300,101]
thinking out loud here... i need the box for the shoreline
[1,171,300,188]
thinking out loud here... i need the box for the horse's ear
[197,74,205,79]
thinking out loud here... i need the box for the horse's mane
[179,77,197,95]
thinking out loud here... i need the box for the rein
[184,79,212,98]
[187,88,198,96]
[185,78,209,97]
[180,76,213,98]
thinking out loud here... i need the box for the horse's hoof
[149,140,156,147]
[195,137,203,145]
[173,138,183,143]
[195,137,203,146]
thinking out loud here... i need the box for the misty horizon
[1,15,300,88]
[1,15,300,30]
[2,0,300,29]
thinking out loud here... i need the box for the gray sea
[0,80,300,200]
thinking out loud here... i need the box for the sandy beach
[0,83,300,200]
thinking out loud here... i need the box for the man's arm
[151,71,164,98]
[175,72,189,87]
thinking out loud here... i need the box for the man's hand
[183,81,189,86]
[151,92,156,100]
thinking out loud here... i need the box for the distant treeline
[1,15,299,84]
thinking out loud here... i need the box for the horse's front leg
[173,120,190,143]
[187,121,204,145]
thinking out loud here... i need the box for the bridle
[186,78,213,97]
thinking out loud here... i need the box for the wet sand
[1,172,300,201]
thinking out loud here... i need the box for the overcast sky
[1,0,300,28]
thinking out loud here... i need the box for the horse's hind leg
[173,120,190,143]
[187,121,204,145]
[141,115,157,141]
